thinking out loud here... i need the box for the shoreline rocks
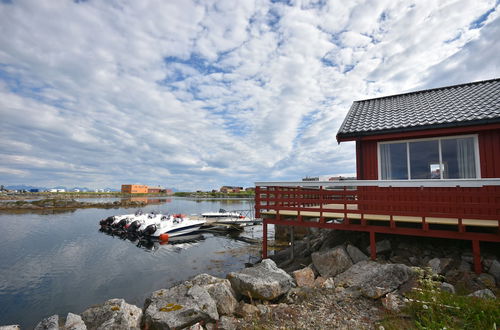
[0,199,149,212]
[81,298,142,329]
[227,259,294,301]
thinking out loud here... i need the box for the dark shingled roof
[336,78,500,141]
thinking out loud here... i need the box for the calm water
[0,198,270,328]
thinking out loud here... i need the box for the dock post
[290,226,295,262]
[472,240,482,274]
[262,220,268,259]
[369,231,377,260]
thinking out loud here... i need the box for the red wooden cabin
[255,78,500,273]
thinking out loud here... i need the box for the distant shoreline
[0,191,255,201]
[0,192,255,213]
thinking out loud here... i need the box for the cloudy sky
[0,0,499,190]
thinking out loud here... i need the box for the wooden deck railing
[255,179,500,273]
[256,179,500,227]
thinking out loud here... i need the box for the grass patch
[381,269,500,330]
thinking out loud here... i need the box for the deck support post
[262,220,268,259]
[290,226,295,261]
[472,239,482,274]
[369,231,377,260]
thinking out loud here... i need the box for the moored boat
[142,214,206,241]
[200,209,262,226]
[99,211,205,240]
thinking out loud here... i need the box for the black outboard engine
[100,216,115,227]
[142,224,157,237]
[127,220,141,234]
[112,218,127,229]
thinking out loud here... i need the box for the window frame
[377,134,481,180]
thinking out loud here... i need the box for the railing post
[370,231,377,260]
[343,186,349,225]
[262,220,268,259]
[472,240,482,274]
[255,186,261,218]
[319,185,324,223]
[458,218,465,233]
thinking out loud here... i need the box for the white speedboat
[201,209,246,221]
[200,209,261,226]
[127,212,164,235]
[141,214,206,240]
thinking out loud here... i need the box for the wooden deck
[255,179,500,274]
[261,203,499,227]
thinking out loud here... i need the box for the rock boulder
[440,282,456,294]
[143,282,218,329]
[334,260,415,299]
[234,302,260,319]
[227,259,294,300]
[428,258,453,275]
[366,239,391,255]
[216,316,238,330]
[64,313,87,330]
[34,315,59,330]
[81,298,142,330]
[346,244,368,264]
[190,273,238,316]
[292,267,315,288]
[468,289,496,299]
[312,246,353,278]
[488,260,500,284]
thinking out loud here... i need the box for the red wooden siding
[356,128,500,180]
[356,140,378,179]
[479,129,500,178]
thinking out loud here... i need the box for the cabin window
[379,135,479,180]
[379,143,408,179]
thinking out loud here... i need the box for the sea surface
[0,197,272,328]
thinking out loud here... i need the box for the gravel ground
[234,287,384,329]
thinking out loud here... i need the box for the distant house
[147,187,161,194]
[49,188,65,193]
[220,186,243,193]
[245,187,255,192]
[29,188,39,193]
[121,184,148,194]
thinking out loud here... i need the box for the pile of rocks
[2,251,424,329]
[271,229,500,292]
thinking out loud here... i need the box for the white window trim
[377,134,481,180]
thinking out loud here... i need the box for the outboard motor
[127,220,141,234]
[142,224,157,237]
[100,216,115,227]
[112,218,127,229]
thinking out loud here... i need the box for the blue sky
[0,0,499,190]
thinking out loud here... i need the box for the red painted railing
[255,179,500,273]
[256,185,500,226]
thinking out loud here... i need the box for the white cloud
[0,0,498,190]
